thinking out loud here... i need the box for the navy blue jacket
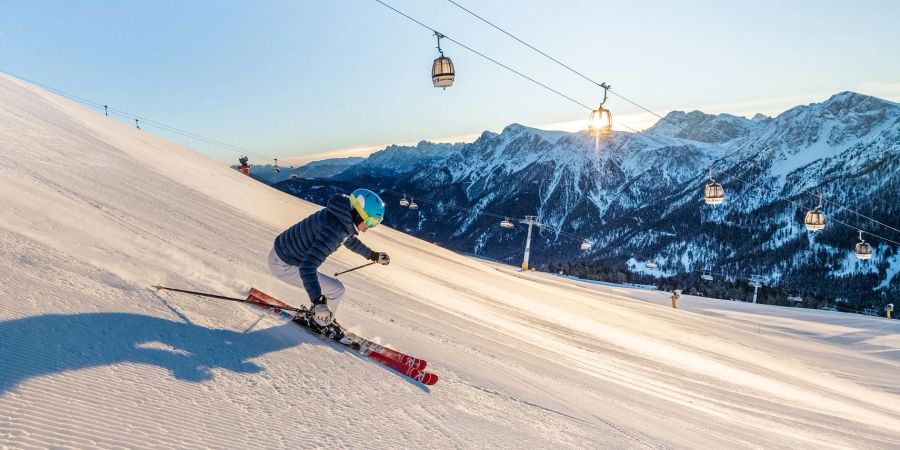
[274,194,374,300]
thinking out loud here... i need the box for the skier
[671,289,681,309]
[267,189,390,327]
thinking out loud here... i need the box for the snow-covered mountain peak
[777,91,897,124]
[335,140,463,179]
[644,110,758,144]
[822,91,897,115]
[751,113,771,122]
[499,122,570,144]
[755,91,900,156]
[501,122,528,134]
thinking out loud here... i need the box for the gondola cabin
[704,181,725,205]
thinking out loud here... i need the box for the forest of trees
[547,259,897,316]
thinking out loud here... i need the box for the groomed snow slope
[1,73,900,449]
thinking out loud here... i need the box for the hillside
[2,73,900,448]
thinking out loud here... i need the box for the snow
[753,92,899,182]
[2,73,900,448]
[501,123,570,143]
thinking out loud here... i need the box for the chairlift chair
[580,240,592,251]
[399,195,410,207]
[645,261,657,269]
[408,198,418,210]
[701,271,714,281]
[500,218,514,229]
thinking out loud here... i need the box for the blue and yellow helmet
[348,188,385,228]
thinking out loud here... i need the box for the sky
[2,0,899,165]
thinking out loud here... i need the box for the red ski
[355,338,427,371]
[247,288,436,385]
[367,351,438,385]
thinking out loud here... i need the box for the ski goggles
[349,196,383,228]
[361,215,382,228]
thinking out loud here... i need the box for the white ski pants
[267,247,345,312]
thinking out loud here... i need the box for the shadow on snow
[0,312,308,394]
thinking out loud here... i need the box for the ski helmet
[348,188,385,228]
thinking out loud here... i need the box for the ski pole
[150,285,307,313]
[334,261,377,277]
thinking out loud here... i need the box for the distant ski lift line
[0,71,275,164]
[694,269,763,284]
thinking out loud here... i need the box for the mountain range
[268,92,900,310]
[239,156,364,184]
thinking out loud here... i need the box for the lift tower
[520,216,542,270]
[749,275,765,304]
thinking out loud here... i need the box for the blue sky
[2,0,899,164]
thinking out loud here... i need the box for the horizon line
[281,85,900,166]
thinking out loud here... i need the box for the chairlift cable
[372,0,592,111]
[2,70,277,163]
[446,0,608,89]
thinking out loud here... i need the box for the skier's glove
[370,251,390,265]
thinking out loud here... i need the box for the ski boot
[292,309,353,344]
